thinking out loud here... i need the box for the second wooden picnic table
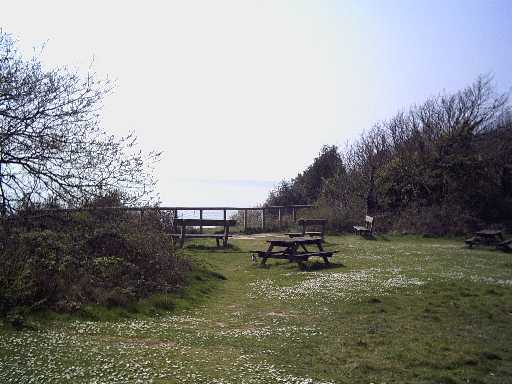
[253,237,335,266]
[466,229,504,248]
[475,229,504,243]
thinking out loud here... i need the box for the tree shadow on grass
[299,261,345,271]
[184,243,243,253]
[255,260,345,271]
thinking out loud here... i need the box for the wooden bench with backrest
[285,218,327,240]
[171,219,236,248]
[353,215,374,236]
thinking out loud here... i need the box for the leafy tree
[268,76,512,233]
[266,145,345,206]
[0,31,159,215]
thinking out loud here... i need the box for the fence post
[173,209,178,233]
[243,209,248,232]
[261,208,265,230]
[278,208,282,228]
[292,207,297,222]
[199,209,203,233]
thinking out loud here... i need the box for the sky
[2,0,511,207]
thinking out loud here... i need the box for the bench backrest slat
[296,218,327,239]
[175,219,236,227]
[365,215,374,231]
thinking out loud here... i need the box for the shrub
[0,209,190,314]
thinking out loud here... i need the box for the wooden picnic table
[465,229,504,248]
[252,237,336,267]
[475,230,504,242]
[170,219,236,248]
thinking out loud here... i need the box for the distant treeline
[266,76,512,234]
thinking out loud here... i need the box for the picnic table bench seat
[287,251,336,263]
[285,231,323,238]
[496,239,512,252]
[252,249,336,264]
[169,233,233,246]
[286,219,327,240]
[171,219,236,248]
[464,237,480,248]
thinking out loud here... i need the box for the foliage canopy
[0,31,159,214]
[267,76,512,233]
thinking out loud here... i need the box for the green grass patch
[2,266,226,327]
[1,235,511,383]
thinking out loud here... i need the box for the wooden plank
[175,219,236,226]
[267,238,323,247]
[288,251,334,259]
[285,232,303,238]
[170,234,231,238]
[297,218,327,225]
[476,229,502,236]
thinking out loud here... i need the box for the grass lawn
[1,234,512,383]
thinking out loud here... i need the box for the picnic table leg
[287,245,296,262]
[261,244,273,265]
[290,243,304,264]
